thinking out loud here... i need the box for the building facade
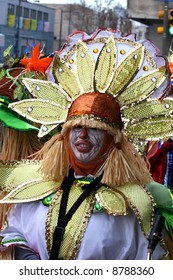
[0,0,55,60]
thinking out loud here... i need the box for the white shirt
[0,200,165,260]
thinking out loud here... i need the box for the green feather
[159,209,173,241]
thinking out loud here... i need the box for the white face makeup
[69,126,105,162]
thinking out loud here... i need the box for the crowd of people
[0,28,173,260]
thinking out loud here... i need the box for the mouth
[75,141,93,153]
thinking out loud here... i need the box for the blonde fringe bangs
[37,119,151,187]
[61,118,118,137]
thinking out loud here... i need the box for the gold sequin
[143,66,149,71]
[69,59,74,64]
[93,48,99,53]
[120,49,126,55]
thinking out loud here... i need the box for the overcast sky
[29,0,127,8]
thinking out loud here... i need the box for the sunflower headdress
[8,29,171,148]
[1,29,170,179]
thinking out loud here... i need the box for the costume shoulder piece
[96,181,173,238]
[0,160,60,202]
[96,183,154,236]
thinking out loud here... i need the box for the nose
[79,127,88,139]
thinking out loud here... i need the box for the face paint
[69,126,104,162]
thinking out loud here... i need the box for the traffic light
[157,10,164,34]
[169,10,173,35]
[157,9,173,35]
[158,10,164,18]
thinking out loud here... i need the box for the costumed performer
[0,28,173,260]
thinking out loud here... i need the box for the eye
[90,127,100,132]
[72,125,83,131]
[92,128,98,131]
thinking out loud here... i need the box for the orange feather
[20,44,52,73]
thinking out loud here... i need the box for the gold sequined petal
[117,69,166,106]
[0,160,40,192]
[96,188,127,215]
[0,160,60,201]
[22,78,72,107]
[108,44,144,95]
[127,116,173,141]
[115,184,154,235]
[123,98,173,122]
[9,99,68,125]
[52,55,81,99]
[76,41,95,92]
[95,36,116,92]
[1,178,59,203]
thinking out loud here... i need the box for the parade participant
[0,44,52,259]
[0,43,52,161]
[0,28,173,260]
[145,56,173,189]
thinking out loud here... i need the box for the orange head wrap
[64,92,123,176]
[67,92,123,130]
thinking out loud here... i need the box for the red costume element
[147,139,173,183]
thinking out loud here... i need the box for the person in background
[145,55,173,190]
[0,44,52,259]
[0,28,173,260]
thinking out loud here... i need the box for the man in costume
[0,28,173,260]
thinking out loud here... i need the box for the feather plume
[20,44,52,73]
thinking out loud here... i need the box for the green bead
[94,201,102,211]
[42,193,54,206]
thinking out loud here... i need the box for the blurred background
[0,0,173,61]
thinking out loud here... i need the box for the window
[43,12,48,21]
[8,4,15,15]
[37,11,42,21]
[24,8,29,18]
[31,9,36,19]
[7,4,15,27]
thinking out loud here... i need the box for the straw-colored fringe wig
[37,118,151,187]
[0,190,14,260]
[0,248,14,260]
[35,133,70,181]
[0,127,43,160]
